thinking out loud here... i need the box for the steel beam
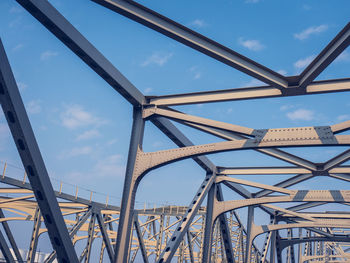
[133,214,149,263]
[91,0,288,89]
[0,228,15,263]
[0,209,23,262]
[96,211,114,262]
[28,207,42,263]
[114,107,145,263]
[156,173,215,263]
[84,213,96,263]
[148,78,350,106]
[0,39,78,263]
[16,0,145,106]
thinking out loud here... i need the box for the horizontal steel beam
[217,166,311,175]
[91,0,288,89]
[147,78,350,106]
[16,0,145,106]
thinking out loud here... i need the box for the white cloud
[17,81,27,91]
[26,100,41,114]
[294,55,315,70]
[60,104,106,129]
[287,109,315,121]
[141,52,173,67]
[241,78,264,87]
[238,37,264,51]
[189,19,206,28]
[40,50,58,61]
[144,87,153,94]
[12,44,24,52]
[94,154,126,177]
[9,6,22,13]
[280,105,294,111]
[337,114,350,122]
[64,146,92,158]
[76,129,100,141]
[335,50,350,63]
[277,69,287,76]
[294,25,328,40]
[189,66,201,80]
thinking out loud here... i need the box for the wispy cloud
[144,87,153,94]
[17,81,27,91]
[141,52,173,67]
[93,154,126,177]
[287,109,315,121]
[40,50,58,61]
[241,78,264,88]
[277,69,287,76]
[189,66,201,80]
[60,104,107,129]
[189,19,206,28]
[12,44,24,52]
[335,50,350,63]
[61,146,93,158]
[238,37,264,51]
[76,129,100,141]
[294,55,315,71]
[337,114,350,122]
[294,25,328,40]
[26,100,41,114]
[245,0,260,3]
[9,6,23,13]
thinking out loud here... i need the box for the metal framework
[0,0,350,262]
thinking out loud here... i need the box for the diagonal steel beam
[299,23,350,88]
[28,207,42,263]
[0,228,15,263]
[133,214,149,263]
[16,0,145,106]
[0,209,23,263]
[157,173,215,263]
[0,39,78,263]
[96,211,114,262]
[91,0,288,89]
[324,149,350,170]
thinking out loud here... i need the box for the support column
[245,205,255,263]
[114,107,145,263]
[201,182,217,263]
[28,207,42,263]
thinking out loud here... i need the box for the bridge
[0,0,349,262]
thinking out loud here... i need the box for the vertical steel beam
[133,214,149,263]
[28,207,42,263]
[245,206,254,263]
[115,107,145,263]
[0,39,78,263]
[0,209,23,262]
[216,185,235,263]
[186,230,195,263]
[201,182,217,263]
[96,211,114,262]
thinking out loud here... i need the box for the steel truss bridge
[0,0,350,262]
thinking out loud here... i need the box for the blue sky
[0,0,350,212]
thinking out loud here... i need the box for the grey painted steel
[45,209,93,263]
[201,182,217,263]
[133,214,149,263]
[28,207,42,263]
[148,78,350,106]
[0,39,78,263]
[299,23,350,88]
[84,213,96,263]
[0,209,23,262]
[96,211,115,262]
[0,228,15,263]
[245,206,255,263]
[216,185,236,263]
[16,0,144,107]
[156,173,215,263]
[91,0,288,89]
[114,108,145,263]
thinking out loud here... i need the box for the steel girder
[2,0,350,262]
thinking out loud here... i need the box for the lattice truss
[0,0,350,262]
